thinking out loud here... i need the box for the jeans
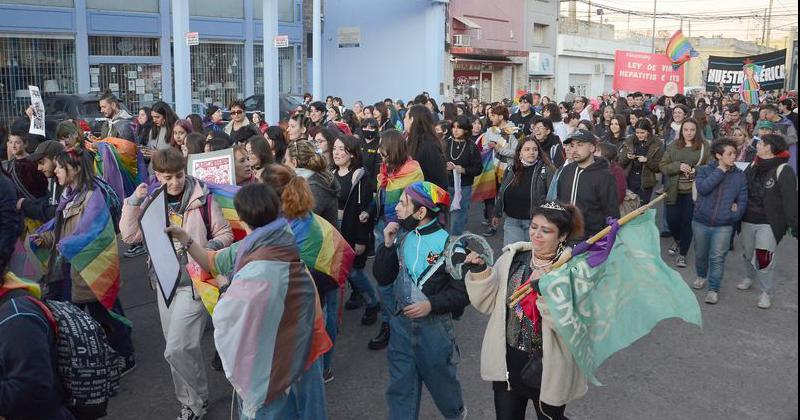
[502,217,530,247]
[740,222,778,295]
[374,221,394,323]
[238,358,327,420]
[448,185,472,236]
[692,221,733,292]
[386,314,465,420]
[493,384,567,420]
[348,268,378,307]
[323,287,339,370]
[666,193,695,256]
[631,185,654,205]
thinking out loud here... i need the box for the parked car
[220,94,303,123]
[43,93,132,139]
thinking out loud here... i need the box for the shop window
[191,43,245,108]
[190,0,244,19]
[0,0,73,6]
[89,36,160,56]
[0,37,77,123]
[87,0,158,13]
[533,24,548,46]
[254,44,297,95]
[254,0,295,23]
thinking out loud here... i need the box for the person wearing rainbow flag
[374,181,469,420]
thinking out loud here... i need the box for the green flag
[538,210,702,385]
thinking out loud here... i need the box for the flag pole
[508,193,667,308]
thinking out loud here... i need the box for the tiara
[540,201,566,212]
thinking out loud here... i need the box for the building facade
[525,0,558,99]
[0,0,305,122]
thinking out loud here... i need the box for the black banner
[705,49,787,93]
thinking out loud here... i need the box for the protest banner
[187,149,236,185]
[705,49,786,94]
[613,50,684,95]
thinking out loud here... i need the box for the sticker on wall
[338,27,360,48]
[108,83,119,92]
[128,71,138,79]
[128,80,136,91]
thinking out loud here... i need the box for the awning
[453,16,482,29]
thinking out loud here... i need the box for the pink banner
[613,50,684,95]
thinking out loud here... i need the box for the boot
[361,303,380,326]
[344,292,365,310]
[368,322,390,350]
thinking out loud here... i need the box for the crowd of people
[1,85,797,420]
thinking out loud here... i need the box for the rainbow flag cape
[289,213,355,288]
[206,183,247,241]
[93,137,147,200]
[212,217,331,417]
[471,148,498,202]
[0,271,42,299]
[377,159,424,223]
[10,218,43,280]
[31,186,120,310]
[665,30,698,70]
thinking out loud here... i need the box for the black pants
[493,383,568,420]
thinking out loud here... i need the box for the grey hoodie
[295,167,341,226]
[101,109,135,141]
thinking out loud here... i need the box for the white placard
[127,71,137,79]
[28,86,45,136]
[109,83,119,91]
[139,186,181,307]
[128,80,136,91]
[135,79,145,87]
[734,162,750,171]
[186,31,199,46]
[274,35,289,48]
[187,149,236,185]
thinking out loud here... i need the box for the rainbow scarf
[377,159,424,223]
[471,147,498,202]
[206,183,247,241]
[289,212,354,288]
[0,272,42,300]
[31,184,120,310]
[212,217,331,417]
[93,137,147,200]
[665,30,698,70]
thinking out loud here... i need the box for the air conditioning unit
[593,63,605,75]
[453,34,471,47]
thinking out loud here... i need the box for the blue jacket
[693,161,748,227]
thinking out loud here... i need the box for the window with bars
[190,43,245,108]
[89,36,160,56]
[0,37,77,123]
[89,64,162,113]
[253,44,297,95]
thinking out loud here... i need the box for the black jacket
[539,133,566,168]
[300,169,341,228]
[743,155,798,242]
[556,158,620,237]
[411,135,448,189]
[359,136,382,192]
[373,221,469,318]
[19,178,63,222]
[445,137,483,187]
[509,110,536,136]
[494,161,553,220]
[0,172,22,259]
[336,168,374,268]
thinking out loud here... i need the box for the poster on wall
[705,49,786,94]
[187,149,235,185]
[338,27,361,48]
[613,51,684,95]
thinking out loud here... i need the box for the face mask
[363,130,377,140]
[399,213,421,231]
[521,159,537,167]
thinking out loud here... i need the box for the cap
[563,129,598,145]
[27,140,65,162]
[520,93,534,104]
[206,104,220,117]
[755,120,775,130]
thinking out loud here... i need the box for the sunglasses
[230,110,244,115]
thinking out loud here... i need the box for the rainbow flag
[289,213,355,288]
[31,186,120,310]
[471,148,498,202]
[93,137,147,200]
[665,30,698,70]
[1,271,42,299]
[10,218,43,280]
[377,159,424,223]
[206,183,247,241]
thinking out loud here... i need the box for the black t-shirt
[503,165,536,220]
[334,169,353,210]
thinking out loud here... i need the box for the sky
[559,0,799,44]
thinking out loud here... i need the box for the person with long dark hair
[145,101,179,159]
[531,117,566,168]
[404,104,448,189]
[619,118,663,204]
[265,125,288,163]
[135,106,153,146]
[446,115,483,235]
[602,114,627,148]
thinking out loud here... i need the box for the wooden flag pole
[507,193,667,308]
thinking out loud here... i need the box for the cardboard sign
[187,149,236,185]
[613,51,684,95]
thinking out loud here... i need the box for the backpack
[27,298,121,418]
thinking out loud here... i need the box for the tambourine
[444,233,495,281]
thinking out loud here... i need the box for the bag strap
[24,296,58,338]
[695,143,705,167]
[201,196,213,241]
[776,163,788,180]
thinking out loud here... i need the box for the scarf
[377,159,424,223]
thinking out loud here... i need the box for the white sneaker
[704,291,718,304]
[757,292,771,309]
[675,255,687,268]
[737,278,753,290]
[668,242,679,255]
[692,277,706,289]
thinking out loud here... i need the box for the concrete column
[171,0,191,117]
[263,0,279,123]
[426,1,447,104]
[244,0,255,97]
[312,0,322,100]
[159,0,173,104]
[74,0,90,94]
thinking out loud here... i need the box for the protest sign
[187,149,236,185]
[28,85,45,136]
[705,49,786,93]
[138,185,181,307]
[613,51,684,95]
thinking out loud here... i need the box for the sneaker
[119,355,136,378]
[668,242,679,255]
[177,405,203,420]
[124,243,146,258]
[211,351,223,371]
[737,278,753,290]
[692,277,706,290]
[757,292,771,309]
[660,231,672,238]
[323,367,334,384]
[481,219,490,226]
[675,255,687,268]
[368,322,390,350]
[482,227,497,237]
[704,291,718,304]
[361,303,380,326]
[344,292,365,310]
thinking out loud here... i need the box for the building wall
[449,0,525,53]
[321,0,446,105]
[525,0,558,97]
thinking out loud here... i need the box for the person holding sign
[119,147,233,420]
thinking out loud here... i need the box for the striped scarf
[377,159,424,223]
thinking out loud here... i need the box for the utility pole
[680,17,684,32]
[761,9,768,46]
[765,0,775,48]
[651,0,657,53]
[627,12,630,33]
[688,20,691,37]
[588,0,592,23]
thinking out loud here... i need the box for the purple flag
[572,218,620,267]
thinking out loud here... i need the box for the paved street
[107,205,798,420]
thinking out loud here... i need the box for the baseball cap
[205,104,220,117]
[563,129,597,145]
[27,140,65,162]
[755,120,775,130]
